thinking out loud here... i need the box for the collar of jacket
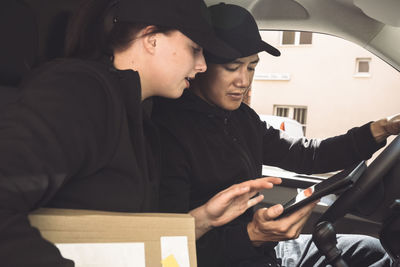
[175,89,232,120]
[99,55,142,111]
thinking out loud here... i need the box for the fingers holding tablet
[247,201,318,246]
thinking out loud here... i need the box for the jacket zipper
[223,116,256,179]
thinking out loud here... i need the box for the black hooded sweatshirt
[0,58,160,266]
[152,89,385,267]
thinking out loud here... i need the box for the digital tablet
[275,161,367,220]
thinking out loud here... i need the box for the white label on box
[55,242,145,267]
[160,236,190,267]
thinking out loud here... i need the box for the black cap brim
[261,40,281,57]
[180,28,241,60]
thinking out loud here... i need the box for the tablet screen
[276,161,367,219]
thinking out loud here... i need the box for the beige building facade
[250,31,400,141]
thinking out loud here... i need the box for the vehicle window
[251,31,400,144]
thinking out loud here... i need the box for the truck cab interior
[1,0,399,265]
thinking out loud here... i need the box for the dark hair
[65,0,172,60]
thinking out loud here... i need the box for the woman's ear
[141,26,158,55]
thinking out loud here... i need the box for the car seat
[24,0,82,63]
[0,0,82,108]
[0,0,38,107]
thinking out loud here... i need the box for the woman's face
[148,30,207,99]
[194,54,259,111]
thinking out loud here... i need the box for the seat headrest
[0,0,38,86]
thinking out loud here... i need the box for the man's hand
[247,201,318,246]
[190,177,282,239]
[370,113,400,143]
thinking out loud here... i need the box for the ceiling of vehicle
[205,0,400,72]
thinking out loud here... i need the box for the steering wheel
[318,135,400,224]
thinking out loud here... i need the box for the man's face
[194,54,259,111]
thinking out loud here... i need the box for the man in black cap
[153,3,399,266]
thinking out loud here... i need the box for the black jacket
[152,90,385,267]
[0,58,160,266]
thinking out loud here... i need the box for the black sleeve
[157,125,191,213]
[0,64,116,266]
[260,120,386,174]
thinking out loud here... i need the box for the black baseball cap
[206,3,281,64]
[114,0,240,59]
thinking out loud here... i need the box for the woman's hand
[247,201,318,246]
[189,177,282,239]
[370,113,400,143]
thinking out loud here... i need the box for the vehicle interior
[1,0,399,265]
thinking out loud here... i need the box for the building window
[275,106,289,117]
[281,31,312,45]
[299,32,313,44]
[274,105,308,133]
[354,58,371,77]
[282,31,296,45]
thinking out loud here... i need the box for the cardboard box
[29,208,197,267]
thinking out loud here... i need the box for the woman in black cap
[152,3,400,267]
[0,0,280,266]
